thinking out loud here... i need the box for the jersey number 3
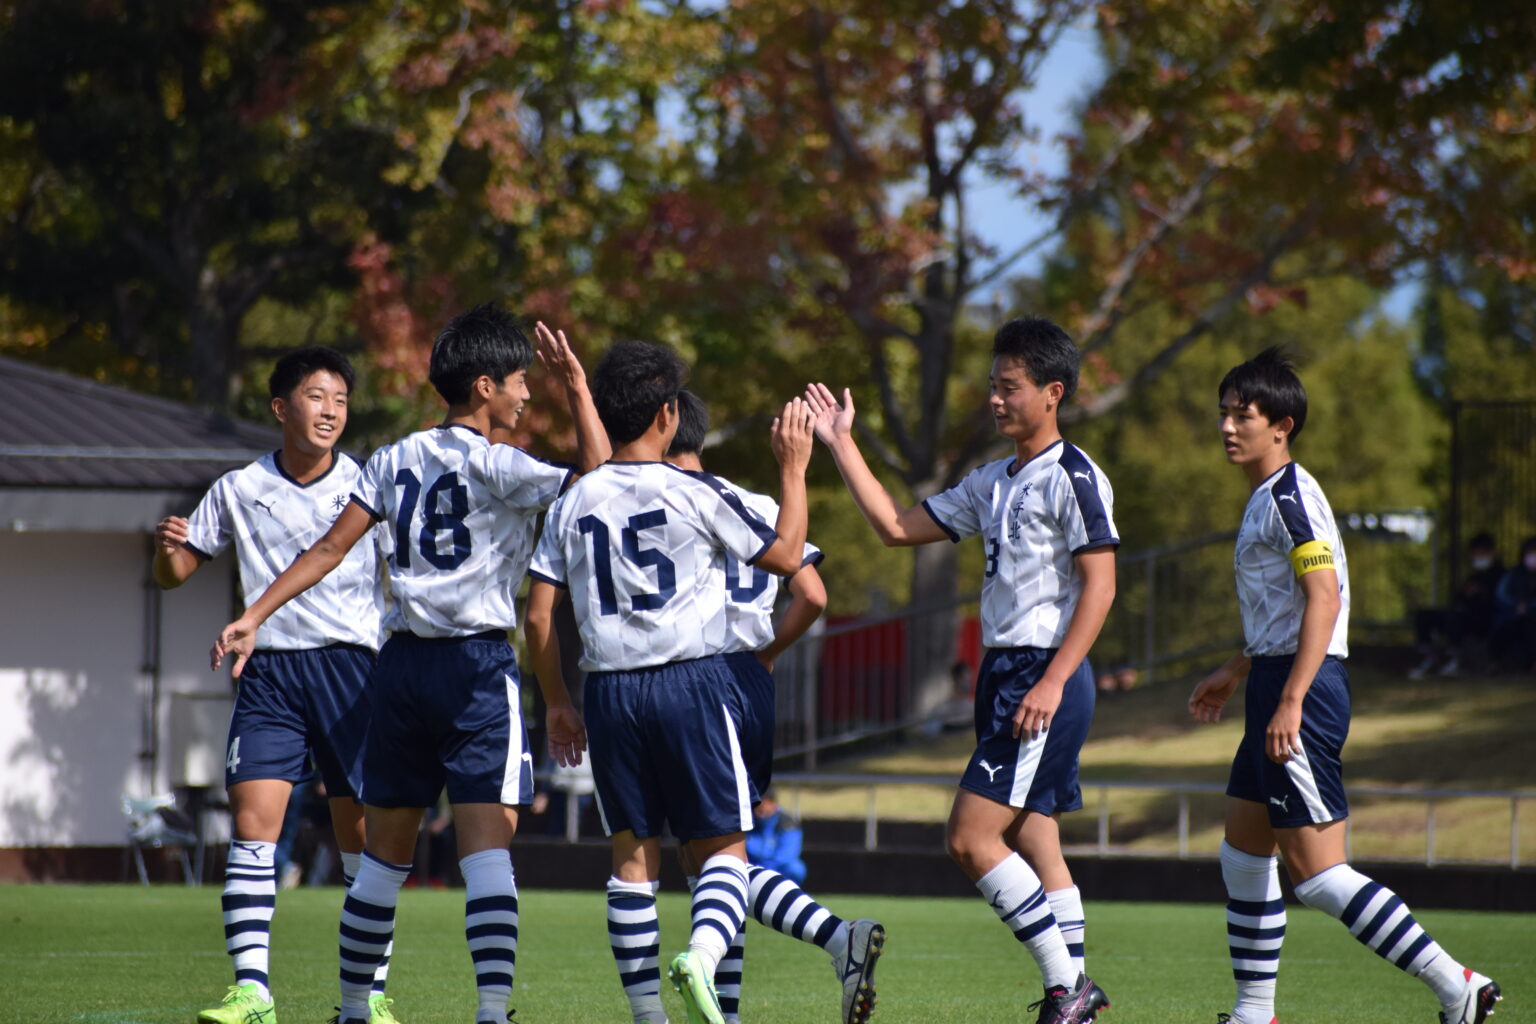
[578,510,676,614]
[393,469,472,570]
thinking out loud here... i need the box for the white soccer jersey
[184,451,382,651]
[923,440,1119,649]
[528,462,779,671]
[351,424,572,638]
[713,481,823,655]
[1235,462,1350,658]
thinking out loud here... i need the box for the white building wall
[0,531,235,847]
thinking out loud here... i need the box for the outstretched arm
[758,563,827,671]
[1013,546,1117,737]
[525,579,586,767]
[803,383,948,547]
[152,515,204,589]
[210,502,373,676]
[535,321,611,472]
[753,398,814,577]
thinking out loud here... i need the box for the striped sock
[1294,863,1466,1004]
[745,865,843,951]
[223,840,277,998]
[607,878,664,1021]
[338,852,409,1020]
[689,855,749,976]
[689,872,746,1020]
[461,848,519,1022]
[1221,841,1285,1024]
[1046,885,1087,977]
[976,853,1075,989]
[341,851,392,998]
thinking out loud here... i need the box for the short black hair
[666,390,709,457]
[992,317,1080,401]
[1218,346,1308,442]
[428,303,534,405]
[1468,531,1497,552]
[592,340,686,445]
[269,346,355,400]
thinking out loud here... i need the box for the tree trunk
[907,522,961,721]
[188,271,240,409]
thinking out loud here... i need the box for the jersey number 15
[578,510,676,614]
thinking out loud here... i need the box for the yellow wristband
[1290,539,1335,577]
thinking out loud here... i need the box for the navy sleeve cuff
[527,568,568,589]
[348,494,383,521]
[744,536,775,567]
[921,499,962,543]
[182,541,212,561]
[801,550,825,570]
[1071,537,1120,556]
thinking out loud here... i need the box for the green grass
[1,885,1528,1023]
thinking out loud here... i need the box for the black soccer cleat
[1029,973,1110,1024]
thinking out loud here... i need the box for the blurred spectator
[745,789,806,883]
[1409,531,1504,678]
[920,661,975,737]
[1096,665,1141,695]
[1492,536,1536,672]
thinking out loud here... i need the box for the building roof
[0,355,280,489]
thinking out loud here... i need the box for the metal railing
[771,771,1536,869]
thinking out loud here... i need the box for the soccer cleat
[1216,1015,1277,1023]
[1439,969,1501,1024]
[668,951,725,1024]
[367,993,402,1024]
[197,983,276,1024]
[831,918,885,1024]
[1027,973,1109,1024]
[325,1011,366,1024]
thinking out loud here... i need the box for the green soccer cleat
[668,951,725,1024]
[367,993,402,1024]
[197,983,276,1024]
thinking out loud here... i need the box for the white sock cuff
[1045,885,1083,914]
[976,853,1042,902]
[1292,862,1365,915]
[459,847,514,895]
[350,851,411,905]
[228,840,277,869]
[607,876,659,899]
[1220,841,1281,898]
[340,850,362,881]
[699,853,748,880]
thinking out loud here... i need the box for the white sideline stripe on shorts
[593,785,612,836]
[500,672,526,806]
[1282,739,1332,822]
[1009,725,1049,808]
[721,704,753,832]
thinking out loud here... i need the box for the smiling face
[272,369,349,455]
[1218,388,1292,476]
[484,368,531,435]
[989,356,1061,446]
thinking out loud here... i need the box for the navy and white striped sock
[607,877,663,1021]
[689,855,749,976]
[689,873,746,1020]
[1294,863,1465,1004]
[461,848,519,1022]
[341,851,392,998]
[1221,841,1285,1024]
[223,840,277,998]
[337,852,409,1020]
[745,865,843,952]
[1046,885,1087,978]
[976,853,1075,989]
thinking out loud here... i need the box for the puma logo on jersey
[1073,471,1092,483]
[252,498,276,517]
[1277,493,1298,504]
[1269,795,1289,812]
[978,759,1002,783]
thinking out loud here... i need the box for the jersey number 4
[578,510,676,614]
[393,469,471,570]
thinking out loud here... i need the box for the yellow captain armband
[1290,539,1335,577]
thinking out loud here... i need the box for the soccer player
[664,390,885,1024]
[523,341,814,1024]
[804,317,1115,1024]
[1189,347,1502,1024]
[213,306,606,1024]
[155,346,399,1024]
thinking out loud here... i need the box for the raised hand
[534,321,587,393]
[803,382,855,446]
[154,515,189,557]
[771,396,815,472]
[211,617,259,678]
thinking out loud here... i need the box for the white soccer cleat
[831,919,885,1024]
[1439,969,1502,1024]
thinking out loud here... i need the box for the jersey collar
[271,449,340,489]
[1006,438,1063,477]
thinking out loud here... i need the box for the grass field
[2,885,1527,1023]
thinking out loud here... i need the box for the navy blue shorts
[724,650,775,796]
[362,631,532,809]
[225,644,375,798]
[1228,655,1350,828]
[958,647,1096,814]
[586,655,755,842]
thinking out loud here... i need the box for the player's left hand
[771,397,815,472]
[546,703,587,767]
[1265,699,1304,764]
[1012,682,1063,739]
[211,618,258,677]
[534,321,586,390]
